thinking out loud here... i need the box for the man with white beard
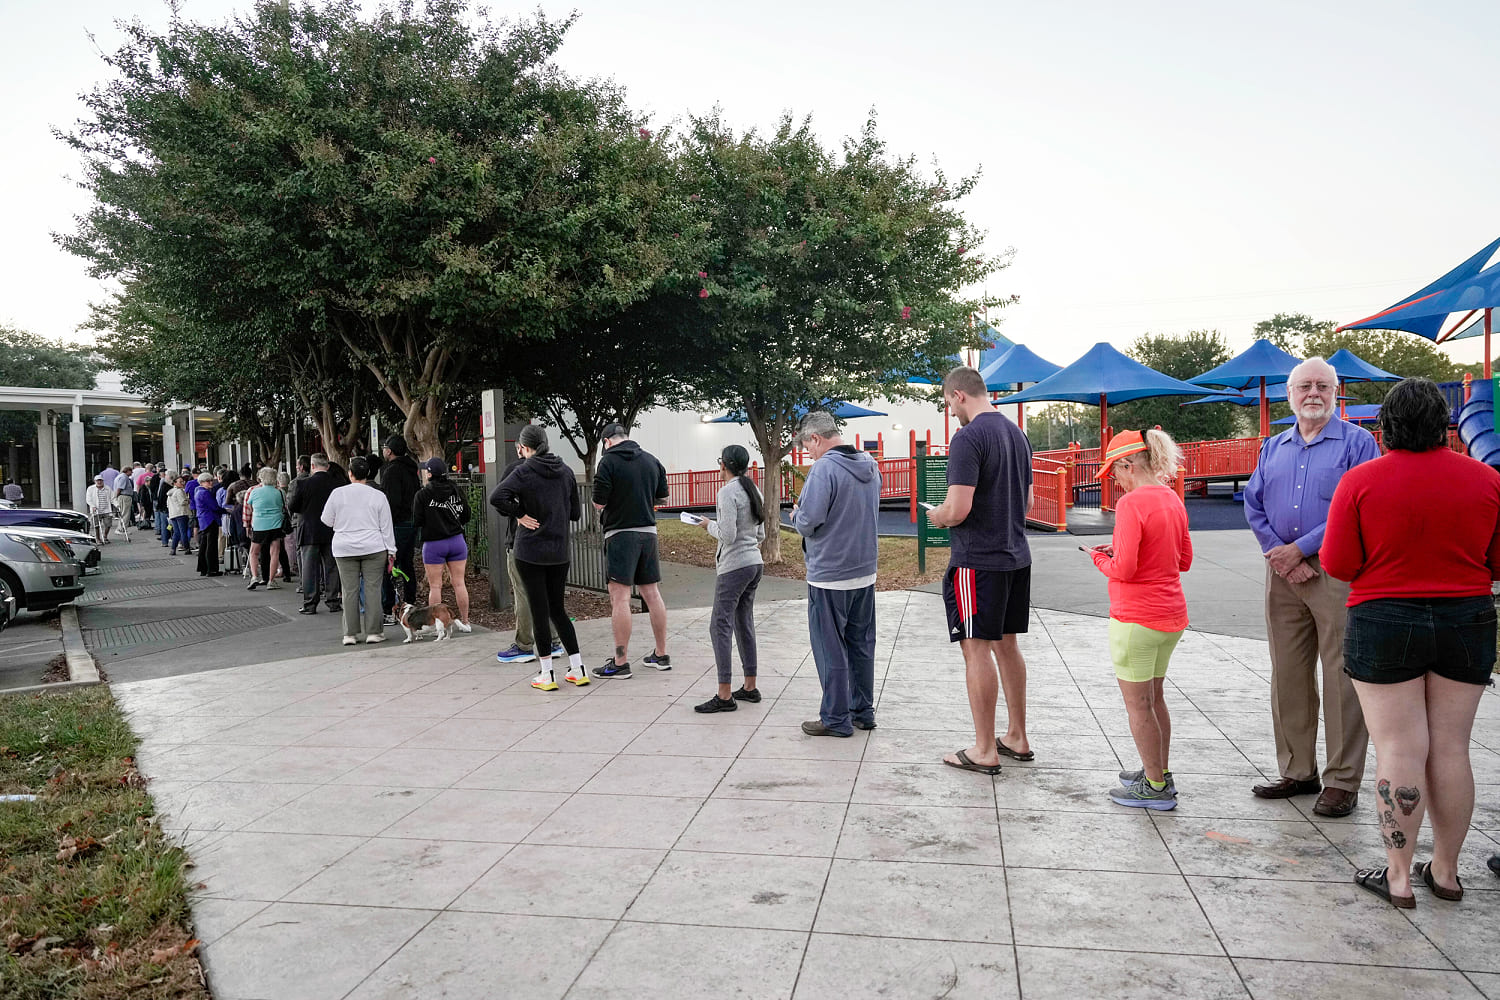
[1244,357,1381,817]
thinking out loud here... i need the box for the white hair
[1290,356,1337,386]
[797,410,839,443]
[197,472,213,484]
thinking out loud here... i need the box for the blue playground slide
[1457,378,1500,466]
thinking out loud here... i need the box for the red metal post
[1258,377,1270,438]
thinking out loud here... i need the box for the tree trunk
[404,402,445,465]
[748,413,788,564]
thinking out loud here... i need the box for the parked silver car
[0,572,15,632]
[0,527,86,612]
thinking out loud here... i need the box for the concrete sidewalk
[116,593,1500,1000]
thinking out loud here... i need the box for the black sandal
[1355,866,1415,909]
[1489,854,1500,878]
[944,749,1001,775]
[996,738,1035,762]
[1414,860,1463,901]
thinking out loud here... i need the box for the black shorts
[606,531,661,586]
[944,565,1030,642]
[251,529,283,545]
[1344,595,1497,686]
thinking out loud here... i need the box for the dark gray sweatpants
[711,565,762,684]
[808,583,877,735]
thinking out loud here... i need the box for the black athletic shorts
[606,531,662,586]
[251,529,282,545]
[944,565,1030,642]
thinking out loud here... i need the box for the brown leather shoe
[1312,787,1359,817]
[1251,776,1321,799]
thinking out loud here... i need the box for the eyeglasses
[1290,382,1334,393]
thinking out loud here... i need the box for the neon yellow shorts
[1108,618,1184,683]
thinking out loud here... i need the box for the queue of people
[104,364,1500,897]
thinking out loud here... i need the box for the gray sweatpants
[336,552,386,640]
[711,564,762,685]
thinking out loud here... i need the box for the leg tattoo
[1377,778,1393,809]
[1394,786,1420,816]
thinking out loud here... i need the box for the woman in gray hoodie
[694,445,767,713]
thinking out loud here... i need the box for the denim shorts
[1344,596,1497,686]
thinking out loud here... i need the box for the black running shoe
[643,651,671,671]
[694,695,737,714]
[731,686,762,703]
[596,658,632,679]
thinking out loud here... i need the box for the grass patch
[0,687,208,999]
[657,519,944,590]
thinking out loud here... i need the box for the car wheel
[0,565,21,620]
[0,573,12,631]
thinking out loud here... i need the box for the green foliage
[678,112,1007,556]
[1110,330,1242,441]
[0,325,98,445]
[1255,313,1461,405]
[1024,403,1100,451]
[62,1,689,461]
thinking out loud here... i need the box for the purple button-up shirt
[1244,417,1380,557]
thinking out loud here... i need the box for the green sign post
[1494,377,1500,435]
[916,455,950,574]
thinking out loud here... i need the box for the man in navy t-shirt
[926,365,1035,774]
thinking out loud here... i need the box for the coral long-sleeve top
[1090,484,1193,632]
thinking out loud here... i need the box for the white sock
[538,655,553,678]
[568,653,583,671]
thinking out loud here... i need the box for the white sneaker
[454,620,472,633]
[266,580,282,590]
[365,634,386,644]
[342,635,357,646]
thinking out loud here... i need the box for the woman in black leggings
[493,425,584,691]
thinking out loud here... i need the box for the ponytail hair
[518,424,550,455]
[721,444,764,522]
[1141,428,1183,484]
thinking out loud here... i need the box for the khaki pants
[1265,556,1368,791]
[506,549,535,651]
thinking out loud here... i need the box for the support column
[187,410,197,469]
[38,413,58,508]
[162,414,178,472]
[119,422,134,470]
[69,402,87,513]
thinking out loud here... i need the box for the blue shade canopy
[1274,404,1381,425]
[1324,348,1400,383]
[1338,238,1500,339]
[1183,384,1295,406]
[979,344,1063,392]
[1443,310,1488,342]
[1188,340,1302,390]
[901,326,1014,385]
[1002,342,1213,406]
[708,401,887,424]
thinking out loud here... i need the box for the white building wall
[547,385,1022,477]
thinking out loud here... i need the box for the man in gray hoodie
[791,410,882,737]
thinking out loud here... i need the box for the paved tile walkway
[116,593,1500,1000]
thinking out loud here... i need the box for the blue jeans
[170,516,191,552]
[155,509,169,544]
[807,584,877,734]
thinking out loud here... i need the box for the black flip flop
[996,738,1034,762]
[1489,854,1500,878]
[944,749,1001,775]
[1414,860,1463,901]
[1355,866,1416,909]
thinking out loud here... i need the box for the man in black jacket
[591,422,671,679]
[378,435,421,626]
[287,453,341,614]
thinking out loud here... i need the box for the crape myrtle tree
[681,112,1008,560]
[61,1,685,460]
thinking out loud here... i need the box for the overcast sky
[3,0,1497,368]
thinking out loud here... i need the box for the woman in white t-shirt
[320,455,396,646]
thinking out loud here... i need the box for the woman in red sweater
[1322,378,1500,907]
[1087,428,1193,811]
